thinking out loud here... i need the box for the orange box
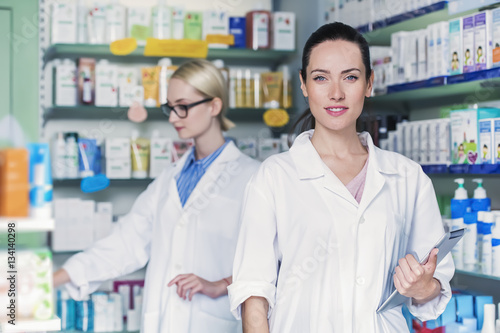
[0,149,29,217]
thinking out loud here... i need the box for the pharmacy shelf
[455,270,500,282]
[421,164,500,176]
[370,67,500,105]
[361,1,478,45]
[43,44,296,66]
[44,106,276,123]
[0,217,55,232]
[53,178,154,187]
[1,316,61,332]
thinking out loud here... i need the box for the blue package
[474,295,493,330]
[440,295,457,325]
[76,299,94,332]
[93,145,102,175]
[456,295,474,322]
[401,305,413,332]
[78,138,97,178]
[56,290,76,330]
[229,17,246,48]
[26,143,53,214]
[81,174,110,193]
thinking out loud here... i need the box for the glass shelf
[370,67,500,104]
[361,1,477,45]
[455,269,500,282]
[44,106,277,122]
[44,44,296,65]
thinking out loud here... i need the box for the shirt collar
[181,139,230,172]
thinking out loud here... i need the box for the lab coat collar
[289,130,398,180]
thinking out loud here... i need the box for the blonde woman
[54,59,260,333]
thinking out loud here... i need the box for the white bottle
[482,212,494,275]
[482,303,496,333]
[65,133,79,179]
[492,217,500,277]
[152,0,172,39]
[53,132,67,179]
[105,0,126,43]
[451,178,469,270]
[463,211,478,272]
[158,58,175,105]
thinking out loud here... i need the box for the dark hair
[292,22,372,134]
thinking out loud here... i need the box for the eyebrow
[310,68,361,75]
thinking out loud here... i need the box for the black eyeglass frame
[161,98,214,119]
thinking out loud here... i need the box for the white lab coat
[229,130,454,333]
[63,141,260,333]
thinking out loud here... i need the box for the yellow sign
[206,34,235,46]
[144,38,209,58]
[109,38,138,56]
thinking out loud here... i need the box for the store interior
[2,0,500,332]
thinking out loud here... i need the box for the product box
[427,24,436,78]
[0,148,29,217]
[272,12,296,51]
[172,140,194,162]
[494,118,500,163]
[437,119,451,165]
[450,108,500,164]
[493,8,500,67]
[117,66,139,106]
[403,122,413,159]
[171,7,185,40]
[77,2,88,43]
[119,85,144,107]
[237,138,257,158]
[416,30,428,80]
[474,10,493,71]
[94,202,113,242]
[95,60,118,107]
[184,12,203,40]
[246,11,271,50]
[449,17,463,75]
[463,14,476,73]
[435,21,450,77]
[106,158,132,179]
[54,59,78,106]
[258,138,280,161]
[411,121,422,163]
[127,7,151,45]
[78,58,96,105]
[88,5,106,44]
[51,3,77,44]
[149,137,173,178]
[420,121,431,165]
[105,138,130,159]
[203,11,229,48]
[229,17,246,48]
[105,3,127,43]
[406,31,418,82]
[151,5,172,39]
[428,120,439,165]
[387,131,396,153]
[479,118,494,164]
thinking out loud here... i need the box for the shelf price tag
[144,38,209,58]
[206,34,235,46]
[109,38,138,56]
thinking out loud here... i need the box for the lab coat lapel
[182,141,240,211]
[168,147,194,212]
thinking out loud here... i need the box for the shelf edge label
[144,38,209,58]
[205,34,235,46]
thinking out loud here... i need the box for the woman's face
[300,40,373,134]
[167,78,220,140]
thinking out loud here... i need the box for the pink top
[345,153,369,204]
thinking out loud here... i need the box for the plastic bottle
[105,0,126,43]
[212,59,229,89]
[492,216,500,277]
[482,303,496,333]
[472,178,491,212]
[451,178,469,270]
[482,212,494,275]
[245,4,271,50]
[158,58,177,105]
[463,211,478,272]
[65,133,79,179]
[478,211,486,269]
[280,65,292,109]
[152,0,172,39]
[82,67,93,104]
[53,132,67,179]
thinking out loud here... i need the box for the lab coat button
[356,277,365,285]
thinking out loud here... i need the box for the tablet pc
[376,228,465,313]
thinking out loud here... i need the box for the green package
[184,12,203,40]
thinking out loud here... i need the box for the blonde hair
[171,59,235,131]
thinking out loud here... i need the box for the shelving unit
[53,178,154,187]
[0,217,55,232]
[1,316,61,332]
[452,270,500,305]
[421,164,500,175]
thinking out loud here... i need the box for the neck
[193,124,226,160]
[310,125,366,158]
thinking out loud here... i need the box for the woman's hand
[167,274,228,301]
[53,268,71,287]
[394,248,441,304]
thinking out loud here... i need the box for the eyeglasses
[161,98,214,119]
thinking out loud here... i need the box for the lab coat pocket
[142,311,160,333]
[191,311,242,333]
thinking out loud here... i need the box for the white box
[172,7,185,40]
[106,158,132,179]
[105,138,130,159]
[411,121,421,163]
[95,202,113,241]
[435,21,450,76]
[494,118,500,163]
[404,121,413,158]
[474,10,493,71]
[151,5,172,39]
[463,14,476,73]
[406,32,418,82]
[427,24,436,78]
[237,138,257,159]
[449,17,463,75]
[396,122,405,154]
[51,3,77,44]
[54,59,77,106]
[203,11,229,48]
[272,12,296,51]
[416,30,428,80]
[95,60,118,107]
[387,131,395,152]
[150,137,173,178]
[493,8,500,67]
[428,120,439,164]
[258,139,280,161]
[127,7,151,45]
[420,121,431,165]
[437,119,451,165]
[479,118,494,164]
